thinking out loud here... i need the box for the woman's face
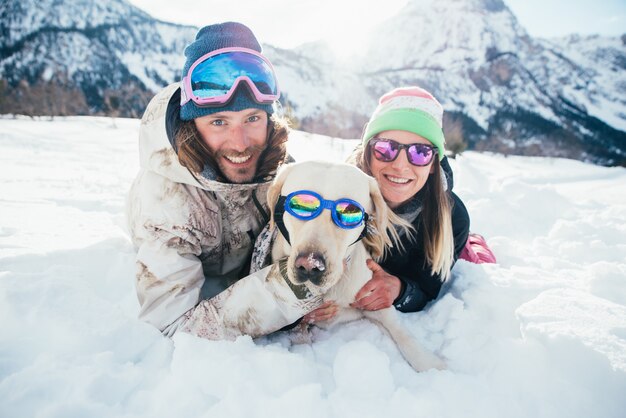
[368,130,436,209]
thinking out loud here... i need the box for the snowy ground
[1,116,625,418]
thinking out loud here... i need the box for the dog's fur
[268,160,445,372]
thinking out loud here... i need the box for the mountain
[1,0,625,166]
[0,0,195,117]
[268,0,626,165]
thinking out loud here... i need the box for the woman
[305,86,473,323]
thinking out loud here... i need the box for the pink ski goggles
[180,47,280,107]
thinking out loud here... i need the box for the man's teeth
[387,175,410,184]
[225,155,251,164]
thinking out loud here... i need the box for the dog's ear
[267,163,293,230]
[363,176,392,260]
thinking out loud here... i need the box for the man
[127,22,320,339]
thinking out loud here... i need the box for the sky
[1,115,625,417]
[128,0,626,52]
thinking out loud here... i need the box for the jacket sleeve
[136,228,325,339]
[135,236,205,333]
[178,259,324,339]
[393,273,442,313]
[177,222,320,339]
[393,192,470,312]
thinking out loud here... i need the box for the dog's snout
[294,252,326,285]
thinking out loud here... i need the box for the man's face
[194,109,269,183]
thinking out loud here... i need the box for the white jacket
[127,84,320,338]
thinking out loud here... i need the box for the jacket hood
[138,83,273,194]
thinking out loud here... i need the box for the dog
[267,160,446,372]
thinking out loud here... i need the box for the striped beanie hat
[362,86,445,160]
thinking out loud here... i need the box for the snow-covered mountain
[0,0,195,117]
[1,0,625,165]
[274,0,626,165]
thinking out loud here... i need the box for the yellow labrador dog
[267,160,445,372]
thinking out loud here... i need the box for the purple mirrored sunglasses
[369,138,437,167]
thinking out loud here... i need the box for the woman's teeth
[386,175,410,184]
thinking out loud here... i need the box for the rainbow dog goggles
[180,47,280,107]
[280,190,368,229]
[274,190,370,246]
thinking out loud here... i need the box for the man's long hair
[174,115,290,182]
[354,144,455,281]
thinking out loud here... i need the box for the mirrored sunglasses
[370,138,437,166]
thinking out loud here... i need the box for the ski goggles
[180,47,280,107]
[369,138,438,167]
[279,190,368,230]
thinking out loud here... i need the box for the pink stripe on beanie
[376,87,443,127]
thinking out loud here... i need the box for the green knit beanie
[362,86,446,160]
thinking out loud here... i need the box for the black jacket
[384,159,470,312]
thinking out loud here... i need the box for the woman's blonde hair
[355,143,455,281]
[174,115,290,181]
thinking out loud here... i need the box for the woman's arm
[355,193,470,312]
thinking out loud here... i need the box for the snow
[2,0,146,43]
[1,116,626,417]
[119,51,183,93]
[537,34,626,133]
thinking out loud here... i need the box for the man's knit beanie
[180,22,274,120]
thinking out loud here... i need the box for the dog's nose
[294,252,326,285]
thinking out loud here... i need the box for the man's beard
[213,144,266,184]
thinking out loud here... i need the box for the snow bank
[1,116,625,417]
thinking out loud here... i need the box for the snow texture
[1,116,625,417]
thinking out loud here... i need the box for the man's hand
[350,259,402,311]
[303,300,338,324]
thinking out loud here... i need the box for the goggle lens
[287,193,320,218]
[335,201,364,227]
[191,51,278,99]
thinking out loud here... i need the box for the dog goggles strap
[274,196,291,245]
[252,189,269,224]
[354,213,369,243]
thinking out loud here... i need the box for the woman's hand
[303,300,339,324]
[350,259,402,311]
